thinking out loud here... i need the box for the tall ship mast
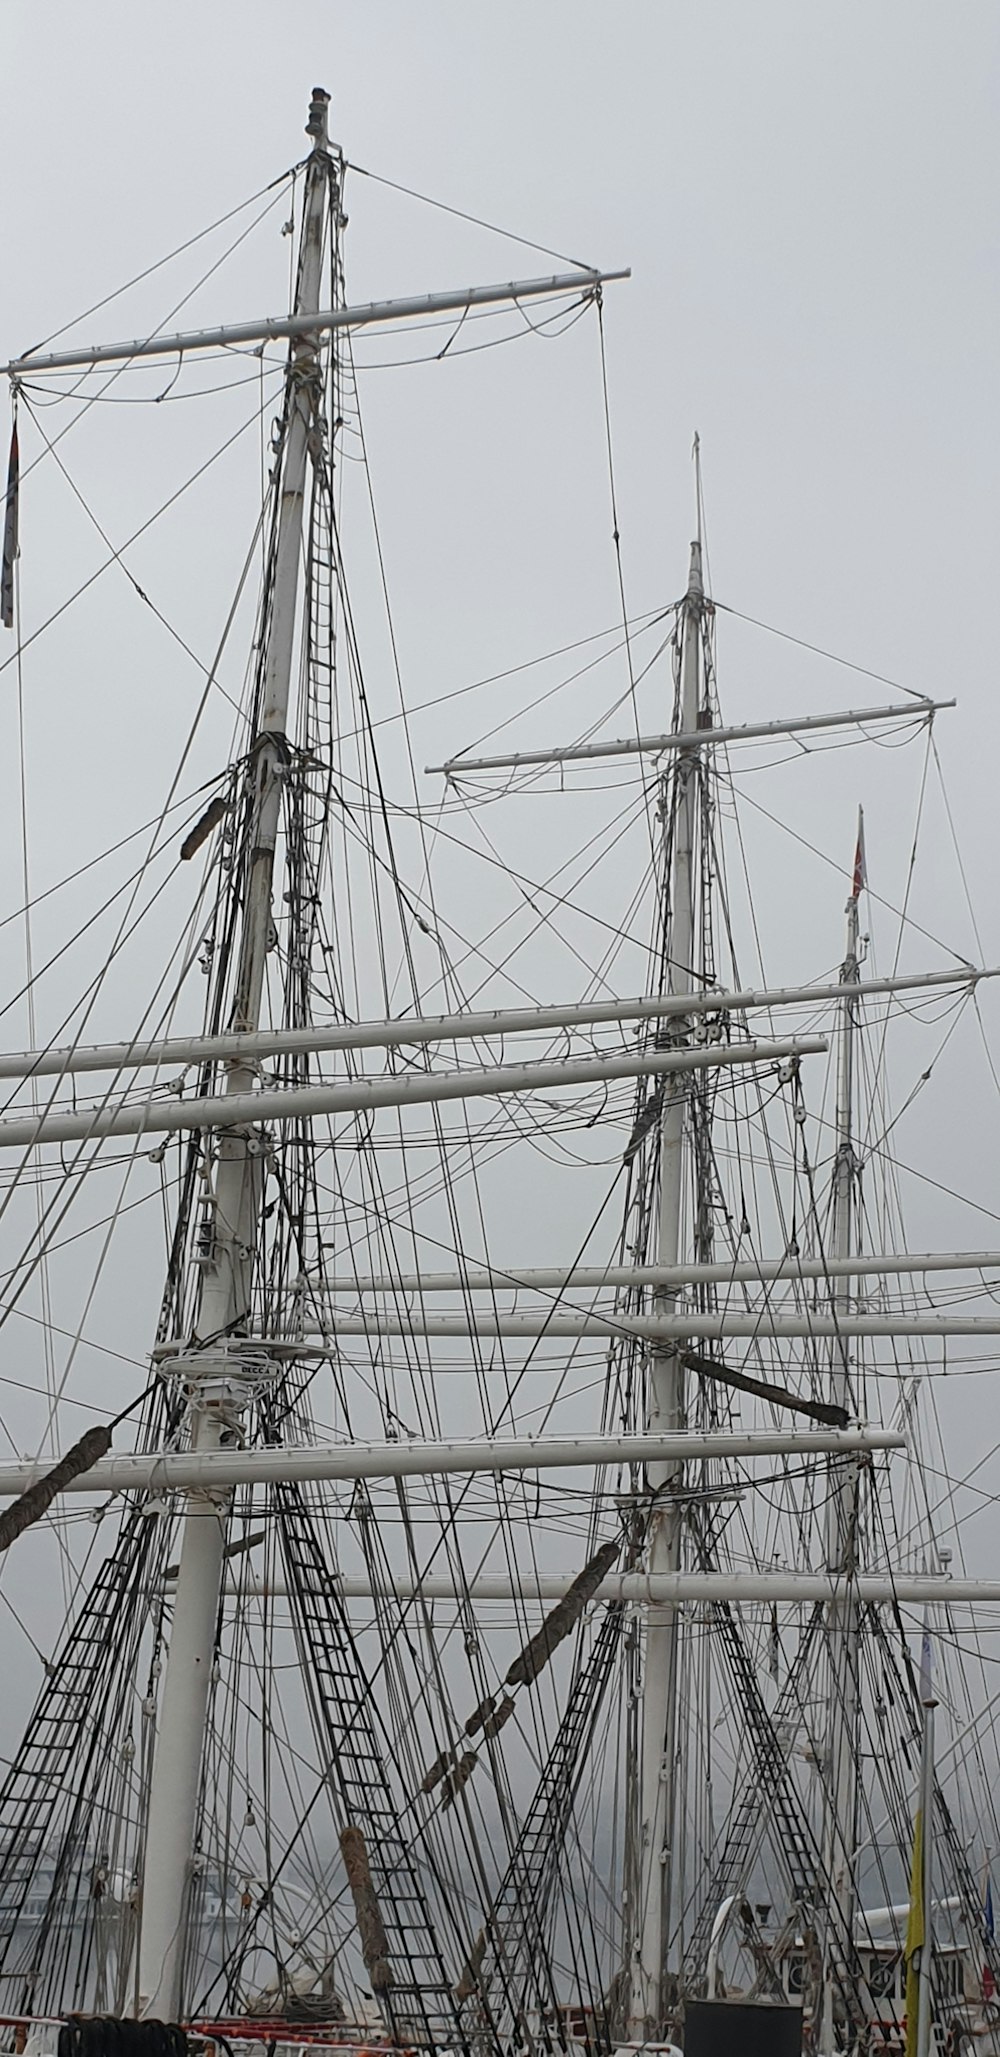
[0,87,999,2057]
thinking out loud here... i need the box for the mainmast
[631,539,704,2033]
[819,811,865,2048]
[136,88,335,2020]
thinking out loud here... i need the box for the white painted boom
[0,964,987,1083]
[4,269,629,377]
[0,1036,825,1150]
[321,1249,1000,1295]
[0,1427,904,1500]
[429,699,952,775]
[285,1310,1000,1340]
[226,1571,1000,1608]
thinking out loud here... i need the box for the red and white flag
[851,807,866,900]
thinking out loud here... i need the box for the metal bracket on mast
[156,1342,281,1427]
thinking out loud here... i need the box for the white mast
[136,87,333,2020]
[819,811,865,2051]
[916,1626,937,2057]
[631,538,704,2033]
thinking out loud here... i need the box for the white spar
[319,1249,1000,1294]
[0,1036,826,1150]
[277,1310,1000,1340]
[0,962,988,1082]
[217,1570,1000,1608]
[0,1428,903,1499]
[428,698,953,774]
[3,268,630,376]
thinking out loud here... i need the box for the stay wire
[447,616,675,767]
[595,290,659,868]
[725,765,974,967]
[0,492,267,1354]
[0,391,274,686]
[342,602,674,744]
[340,342,534,1602]
[11,410,66,1600]
[19,390,247,718]
[928,732,1000,1113]
[0,778,218,943]
[859,717,934,1164]
[345,159,593,271]
[8,173,297,504]
[21,165,300,357]
[712,599,930,702]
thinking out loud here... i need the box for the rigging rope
[0,1423,112,1553]
[345,160,592,271]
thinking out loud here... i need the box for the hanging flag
[984,1877,996,2001]
[1,421,18,630]
[904,1807,924,2057]
[851,805,867,901]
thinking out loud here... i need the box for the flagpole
[916,1629,937,2057]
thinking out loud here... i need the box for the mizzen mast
[819,809,866,2048]
[135,86,336,2021]
[630,537,704,2034]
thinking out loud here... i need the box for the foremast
[630,539,704,2034]
[819,813,865,2049]
[136,87,336,2020]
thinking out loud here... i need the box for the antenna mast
[135,87,335,2021]
[630,537,704,2034]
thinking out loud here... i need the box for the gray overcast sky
[3,1,996,626]
[0,8,997,1459]
[1,2,996,865]
[0,3,996,1274]
[0,9,994,1188]
[0,0,996,1742]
